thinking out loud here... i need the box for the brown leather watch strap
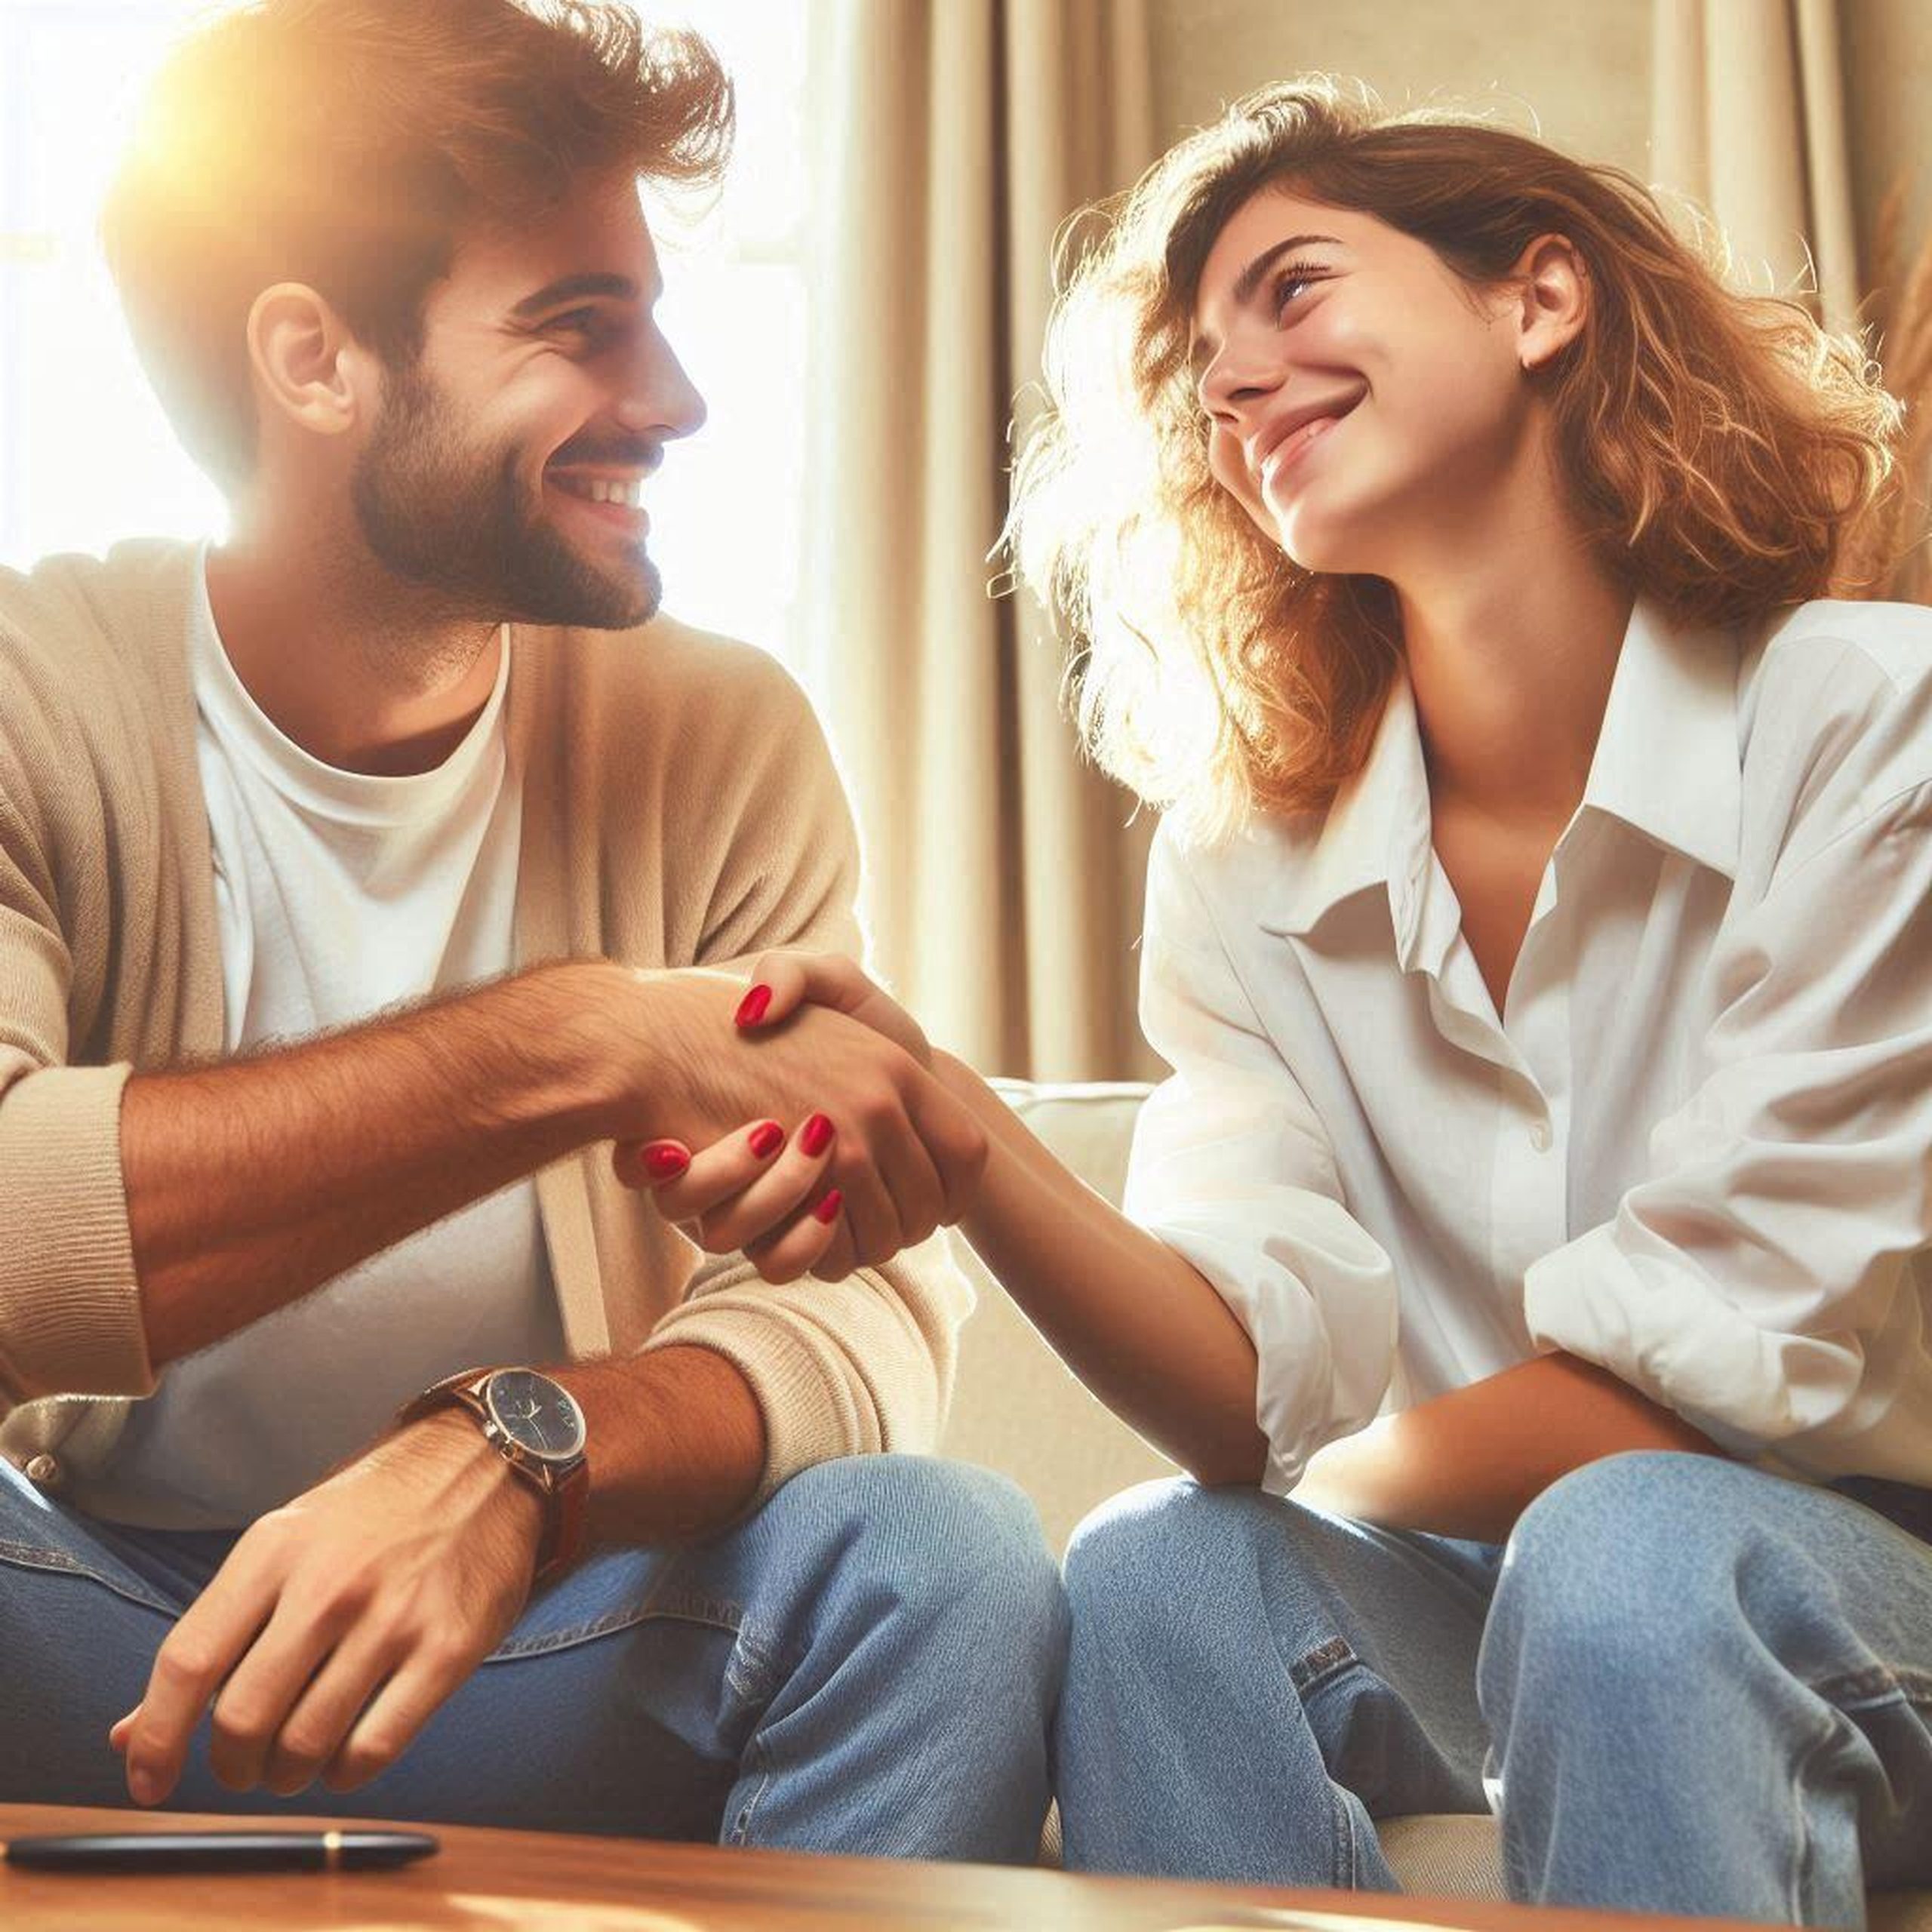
[537,1456,591,1581]
[396,1367,587,1583]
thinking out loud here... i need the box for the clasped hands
[613,950,983,1282]
[109,951,968,1810]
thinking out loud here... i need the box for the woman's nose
[1198,340,1284,423]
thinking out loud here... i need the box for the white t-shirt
[1126,596,1932,1496]
[78,555,562,1528]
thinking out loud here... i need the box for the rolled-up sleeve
[0,722,152,1407]
[1125,824,1397,1493]
[1524,778,1932,1480]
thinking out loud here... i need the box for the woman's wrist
[931,1048,998,1120]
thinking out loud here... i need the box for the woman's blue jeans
[1056,1451,1932,1927]
[0,1452,1067,1860]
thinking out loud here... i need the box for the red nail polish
[800,1112,835,1158]
[735,984,773,1029]
[813,1189,844,1225]
[749,1121,786,1160]
[641,1141,689,1181]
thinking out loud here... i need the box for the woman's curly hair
[1004,77,1906,844]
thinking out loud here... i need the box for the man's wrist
[527,958,669,1143]
[395,1391,563,1577]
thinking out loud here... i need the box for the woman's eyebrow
[1231,233,1343,305]
[1190,234,1344,374]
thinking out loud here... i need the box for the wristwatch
[396,1367,589,1583]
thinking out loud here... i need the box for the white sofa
[937,1078,1932,1928]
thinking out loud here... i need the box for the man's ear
[245,282,377,444]
[1510,233,1589,373]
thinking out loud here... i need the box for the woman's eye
[1271,263,1325,316]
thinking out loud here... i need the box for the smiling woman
[0,0,812,663]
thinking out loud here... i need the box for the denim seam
[1804,1661,1932,1715]
[1329,1782,1362,1889]
[1785,1706,1846,1924]
[0,1537,174,1617]
[723,1614,801,1709]
[482,1592,745,1663]
[728,1736,776,1849]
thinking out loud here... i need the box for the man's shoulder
[534,608,830,789]
[0,539,198,689]
[540,608,811,732]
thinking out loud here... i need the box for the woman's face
[1189,186,1554,580]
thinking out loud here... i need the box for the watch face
[483,1369,586,1464]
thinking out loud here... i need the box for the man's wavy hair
[102,0,733,489]
[1004,78,1906,844]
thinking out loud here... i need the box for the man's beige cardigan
[0,540,971,1506]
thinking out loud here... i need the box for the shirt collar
[1577,595,1742,879]
[1261,595,1743,942]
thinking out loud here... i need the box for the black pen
[2,1829,439,1874]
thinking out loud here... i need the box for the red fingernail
[641,1141,689,1181]
[749,1121,786,1159]
[813,1189,844,1225]
[800,1112,835,1158]
[735,984,773,1029]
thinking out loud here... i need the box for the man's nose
[617,330,706,443]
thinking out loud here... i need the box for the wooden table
[0,1804,1776,1931]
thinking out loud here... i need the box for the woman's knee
[1483,1451,1765,1716]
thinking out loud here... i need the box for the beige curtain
[1650,0,1859,330]
[802,0,1161,1082]
[1651,0,1930,598]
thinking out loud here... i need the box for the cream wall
[1149,0,1930,329]
[1149,0,1652,172]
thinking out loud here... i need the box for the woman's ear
[245,281,376,445]
[1512,233,1589,373]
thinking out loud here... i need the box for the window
[0,0,811,667]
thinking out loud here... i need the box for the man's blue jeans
[0,1452,1067,1860]
[1056,1451,1932,1926]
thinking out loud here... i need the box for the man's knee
[758,1453,1065,1654]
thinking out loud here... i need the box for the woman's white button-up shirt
[1124,597,1932,1496]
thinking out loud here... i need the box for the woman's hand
[613,952,958,1282]
[731,950,934,1067]
[615,1111,851,1283]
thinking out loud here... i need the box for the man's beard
[350,359,661,629]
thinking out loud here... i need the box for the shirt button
[1527,1120,1553,1153]
[23,1453,61,1487]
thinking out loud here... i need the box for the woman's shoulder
[1749,597,1932,697]
[1737,599,1932,858]
[1147,804,1328,934]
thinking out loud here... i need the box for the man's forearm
[1294,1351,1725,1541]
[125,960,632,1367]
[557,1345,766,1546]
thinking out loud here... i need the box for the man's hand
[601,958,979,1274]
[109,1414,542,1804]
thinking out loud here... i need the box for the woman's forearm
[1294,1352,1726,1540]
[935,1052,1269,1486]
